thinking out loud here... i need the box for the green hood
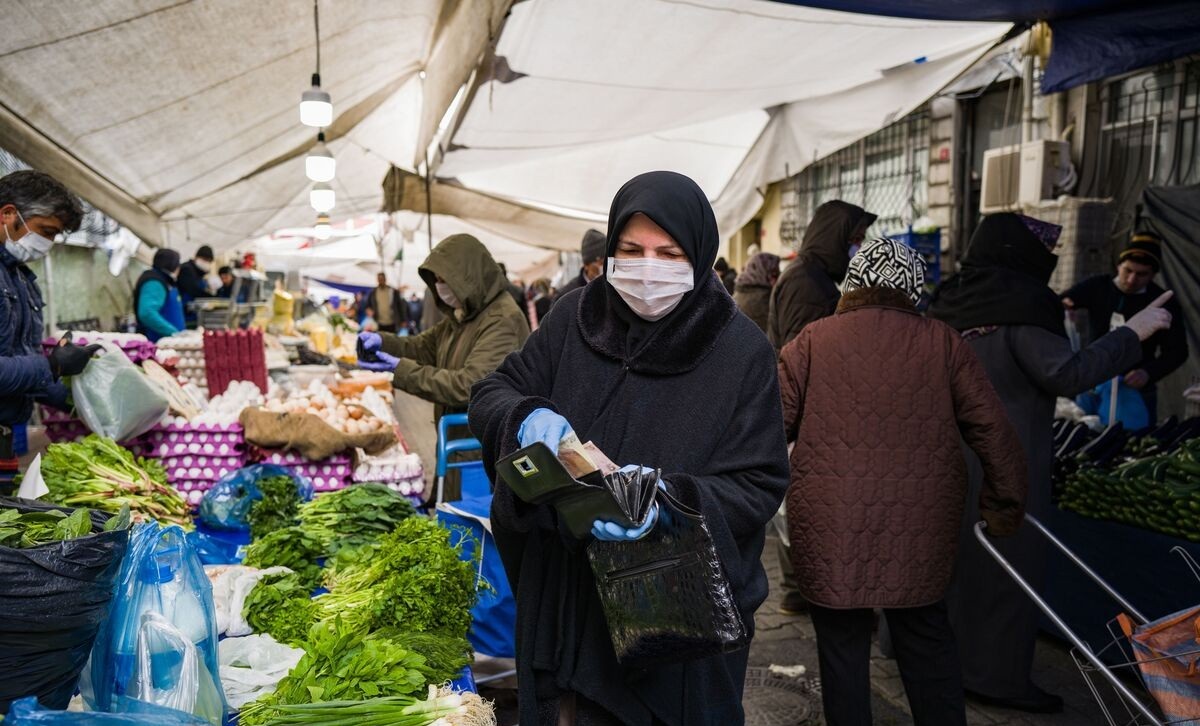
[418,234,508,322]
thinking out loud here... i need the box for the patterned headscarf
[844,237,926,305]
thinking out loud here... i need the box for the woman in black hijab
[927,212,1172,713]
[470,171,789,726]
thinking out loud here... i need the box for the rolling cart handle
[975,515,1164,726]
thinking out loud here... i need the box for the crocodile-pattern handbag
[586,489,748,667]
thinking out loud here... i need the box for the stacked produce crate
[252,449,352,493]
[204,329,268,396]
[156,332,208,397]
[133,423,247,505]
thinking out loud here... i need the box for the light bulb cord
[313,0,321,80]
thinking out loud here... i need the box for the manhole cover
[743,667,821,726]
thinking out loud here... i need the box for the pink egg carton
[42,337,157,364]
[148,439,244,458]
[152,422,244,435]
[159,454,244,469]
[259,450,351,468]
[39,406,78,424]
[308,474,351,493]
[164,463,242,482]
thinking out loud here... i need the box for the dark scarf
[927,212,1066,337]
[597,171,730,358]
[735,252,780,289]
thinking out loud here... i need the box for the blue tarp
[306,278,373,296]
[770,0,1200,93]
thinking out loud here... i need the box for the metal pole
[974,520,1163,725]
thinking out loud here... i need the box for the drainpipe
[1022,52,1036,143]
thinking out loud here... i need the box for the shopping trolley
[977,514,1200,725]
[434,413,490,506]
[433,413,517,686]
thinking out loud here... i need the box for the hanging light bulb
[300,2,332,127]
[305,132,336,182]
[309,182,335,212]
[301,74,333,127]
[313,212,332,240]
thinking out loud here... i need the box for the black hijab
[927,212,1066,336]
[603,171,720,353]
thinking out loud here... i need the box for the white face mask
[435,281,461,309]
[5,210,54,263]
[606,257,695,321]
[195,258,212,273]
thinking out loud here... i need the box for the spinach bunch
[0,503,130,548]
[297,483,416,554]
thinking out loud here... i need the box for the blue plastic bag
[4,696,207,725]
[1077,380,1150,431]
[81,524,228,725]
[197,464,313,532]
[436,495,516,658]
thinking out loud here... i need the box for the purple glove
[357,332,382,357]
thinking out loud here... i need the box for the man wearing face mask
[0,171,100,452]
[176,245,214,327]
[134,248,185,342]
[356,235,529,495]
[469,171,788,726]
[767,200,876,351]
[552,228,606,306]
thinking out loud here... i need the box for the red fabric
[779,288,1027,608]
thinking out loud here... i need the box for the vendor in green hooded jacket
[357,234,530,467]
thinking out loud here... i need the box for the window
[780,111,929,248]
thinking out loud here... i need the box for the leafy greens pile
[296,483,416,553]
[243,571,317,647]
[316,516,477,636]
[247,474,304,540]
[0,503,130,548]
[242,526,325,590]
[37,435,190,527]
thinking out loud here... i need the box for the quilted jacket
[779,287,1027,608]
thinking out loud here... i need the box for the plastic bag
[197,464,313,532]
[0,498,130,714]
[73,342,169,442]
[217,635,304,709]
[81,524,227,725]
[4,696,208,725]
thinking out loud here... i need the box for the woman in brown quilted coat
[779,237,1028,726]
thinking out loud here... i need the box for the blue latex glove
[517,408,574,454]
[591,465,666,541]
[358,351,400,372]
[358,332,382,353]
[593,505,658,541]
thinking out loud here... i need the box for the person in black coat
[469,171,789,726]
[177,244,214,327]
[1062,231,1188,420]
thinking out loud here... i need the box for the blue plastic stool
[435,413,489,505]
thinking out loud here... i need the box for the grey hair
[0,170,84,232]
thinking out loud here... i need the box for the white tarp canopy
[255,211,557,290]
[0,0,1009,255]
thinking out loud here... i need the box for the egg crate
[305,472,352,493]
[251,448,351,468]
[41,337,157,365]
[379,477,426,498]
[165,463,241,484]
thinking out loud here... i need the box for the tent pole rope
[424,150,433,251]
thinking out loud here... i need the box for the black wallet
[496,443,659,539]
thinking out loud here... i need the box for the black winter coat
[469,271,789,726]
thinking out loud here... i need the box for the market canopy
[0,0,1010,253]
[772,0,1200,92]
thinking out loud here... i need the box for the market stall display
[156,331,208,396]
[1055,417,1200,541]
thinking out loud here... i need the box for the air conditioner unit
[980,145,1021,213]
[980,140,1071,213]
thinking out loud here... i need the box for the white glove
[1123,291,1173,342]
